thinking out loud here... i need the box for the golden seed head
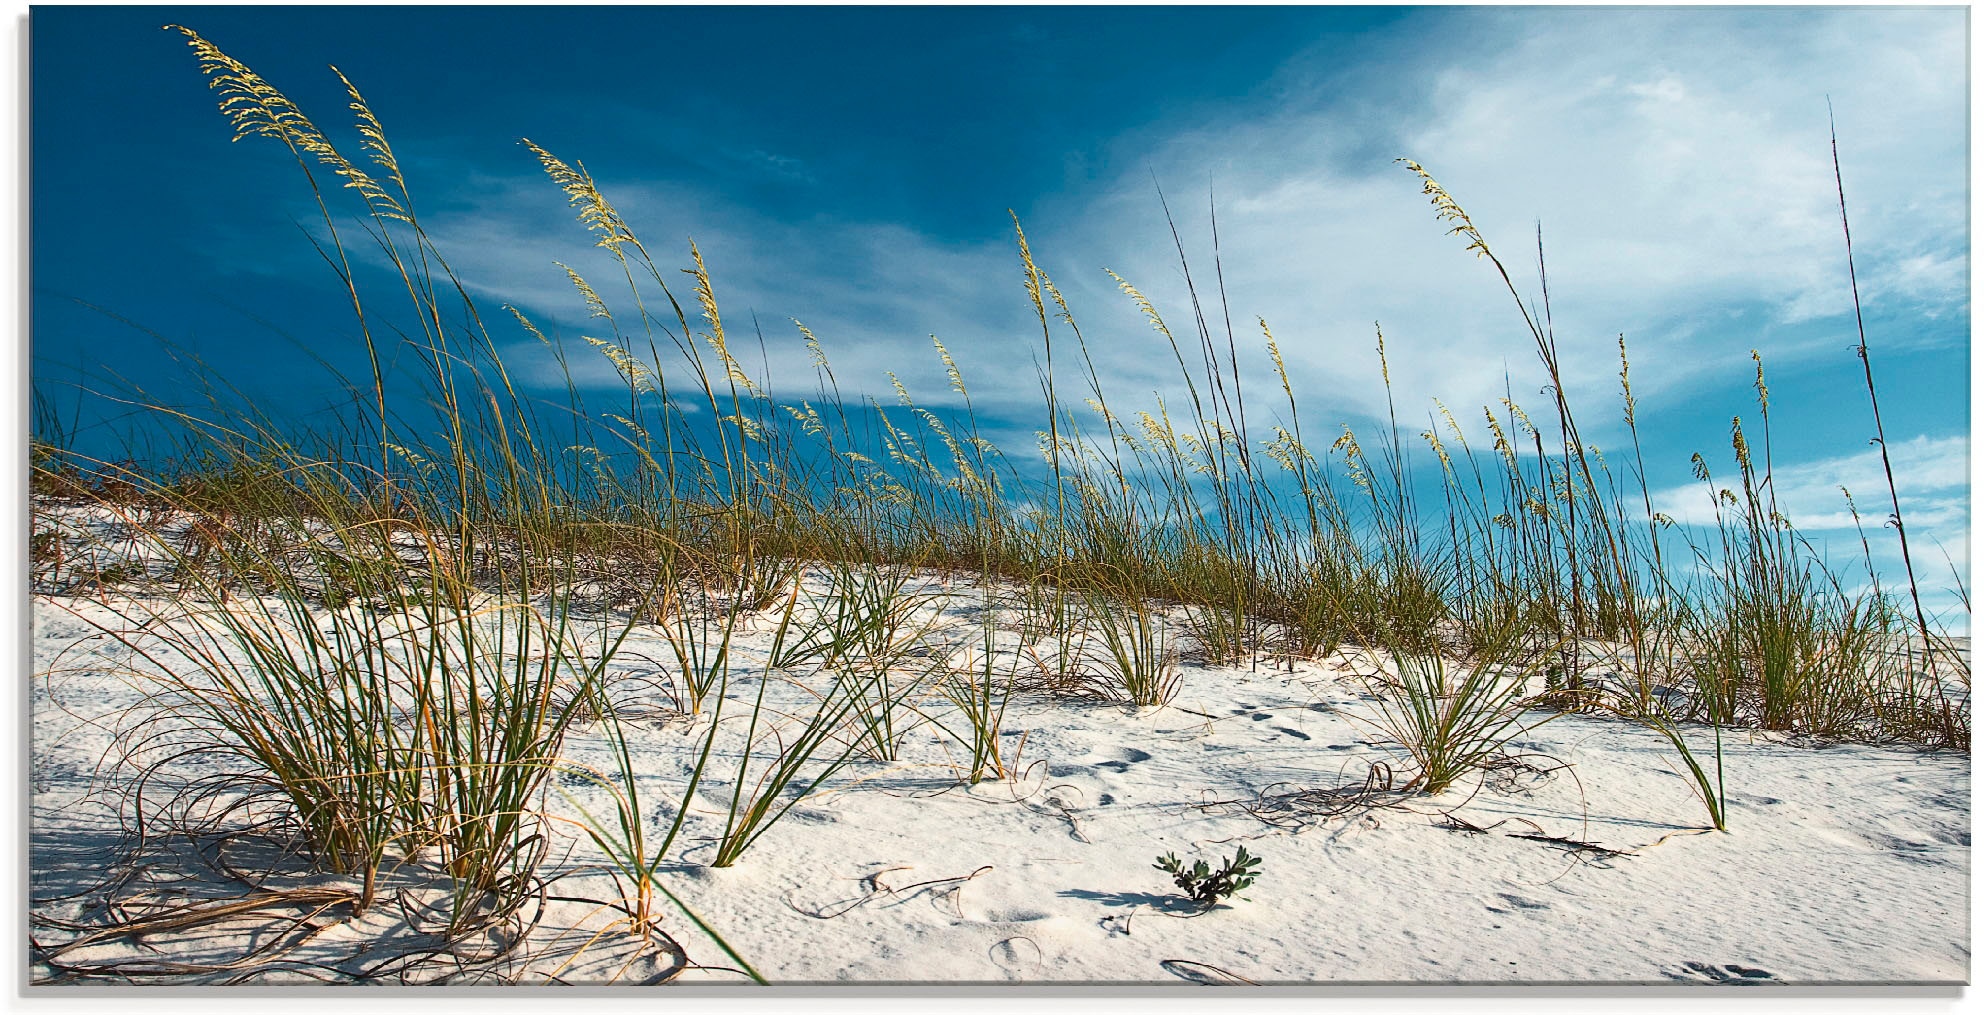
[1011,213,1049,321]
[1396,157,1490,259]
[557,262,612,321]
[722,414,765,442]
[333,67,403,196]
[793,319,830,370]
[583,337,656,394]
[1421,428,1452,471]
[523,139,636,252]
[1106,270,1173,340]
[505,305,551,346]
[1618,334,1638,426]
[172,27,405,219]
[932,336,967,396]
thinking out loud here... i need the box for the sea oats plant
[824,563,946,761]
[72,458,644,936]
[1079,582,1183,707]
[933,627,1020,783]
[1361,617,1555,796]
[84,29,668,943]
[650,554,744,717]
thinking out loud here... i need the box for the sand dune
[28,556,1968,986]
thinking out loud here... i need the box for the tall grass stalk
[1829,106,1966,737]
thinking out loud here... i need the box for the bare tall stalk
[1828,103,1937,675]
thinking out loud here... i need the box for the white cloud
[1056,7,1967,436]
[357,8,1965,460]
[296,165,1024,412]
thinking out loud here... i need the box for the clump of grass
[788,560,945,761]
[707,666,908,868]
[1078,583,1182,707]
[70,463,639,935]
[1360,620,1554,796]
[53,27,671,950]
[1670,358,1935,745]
[649,551,744,717]
[1259,556,1354,666]
[931,586,1022,783]
[568,564,922,897]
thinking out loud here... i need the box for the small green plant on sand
[1154,845,1262,908]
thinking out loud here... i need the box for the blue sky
[30,6,1971,618]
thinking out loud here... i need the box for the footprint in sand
[989,936,1043,972]
[1863,830,1958,866]
[1666,961,1778,984]
[979,908,1052,924]
[1093,748,1152,773]
[1271,726,1311,741]
[1929,822,1970,847]
[1048,747,1152,779]
[1725,791,1783,806]
[1484,892,1550,914]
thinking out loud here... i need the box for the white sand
[23,521,1970,988]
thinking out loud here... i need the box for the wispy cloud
[415,175,1038,409]
[1065,7,1966,430]
[345,8,1962,456]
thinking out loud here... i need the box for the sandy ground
[25,551,1969,990]
[19,504,1970,987]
